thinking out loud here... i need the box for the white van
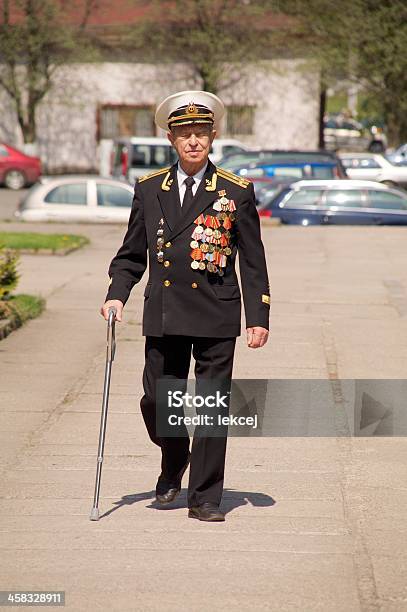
[109,136,249,184]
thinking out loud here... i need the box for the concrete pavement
[1,220,407,611]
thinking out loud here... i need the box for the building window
[99,105,155,139]
[226,106,255,136]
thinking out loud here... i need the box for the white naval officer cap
[155,90,225,131]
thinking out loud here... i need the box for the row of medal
[155,195,236,273]
[190,196,236,276]
[213,196,236,213]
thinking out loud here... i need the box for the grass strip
[0,232,89,253]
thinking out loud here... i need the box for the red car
[0,143,42,190]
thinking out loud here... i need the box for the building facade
[0,59,319,173]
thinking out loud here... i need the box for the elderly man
[101,90,270,522]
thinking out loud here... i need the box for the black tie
[182,176,195,213]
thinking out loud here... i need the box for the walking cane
[90,306,117,521]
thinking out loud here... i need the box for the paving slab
[1,221,407,610]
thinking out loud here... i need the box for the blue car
[258,180,407,225]
[235,160,340,181]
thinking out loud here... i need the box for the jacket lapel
[168,160,218,240]
[157,164,181,232]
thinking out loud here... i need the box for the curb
[0,296,46,341]
[16,246,82,256]
[0,317,19,341]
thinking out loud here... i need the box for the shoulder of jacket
[138,167,171,183]
[216,167,251,189]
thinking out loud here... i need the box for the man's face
[168,124,216,168]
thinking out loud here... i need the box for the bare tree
[0,0,99,143]
[125,0,279,93]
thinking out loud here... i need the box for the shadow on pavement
[99,488,275,520]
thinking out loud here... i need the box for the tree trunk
[11,70,38,144]
[19,116,36,144]
[26,99,37,144]
[400,121,407,146]
[318,87,326,150]
[15,112,33,145]
[383,99,404,148]
[198,64,218,94]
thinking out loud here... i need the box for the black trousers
[140,335,236,507]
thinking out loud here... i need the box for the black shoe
[188,502,225,522]
[155,453,190,505]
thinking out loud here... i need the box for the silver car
[339,153,407,189]
[15,176,134,223]
[387,144,407,166]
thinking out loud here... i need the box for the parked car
[220,150,347,178]
[15,176,134,223]
[245,176,296,205]
[258,179,407,225]
[209,139,249,164]
[386,144,407,166]
[339,153,407,189]
[0,143,42,190]
[110,136,249,183]
[219,150,268,170]
[324,114,387,153]
[110,137,178,184]
[236,159,340,181]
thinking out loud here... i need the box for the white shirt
[177,162,207,205]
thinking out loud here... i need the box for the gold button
[165,241,171,247]
[164,260,170,267]
[191,282,198,289]
[164,280,171,287]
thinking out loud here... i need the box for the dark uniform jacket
[105,160,270,338]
